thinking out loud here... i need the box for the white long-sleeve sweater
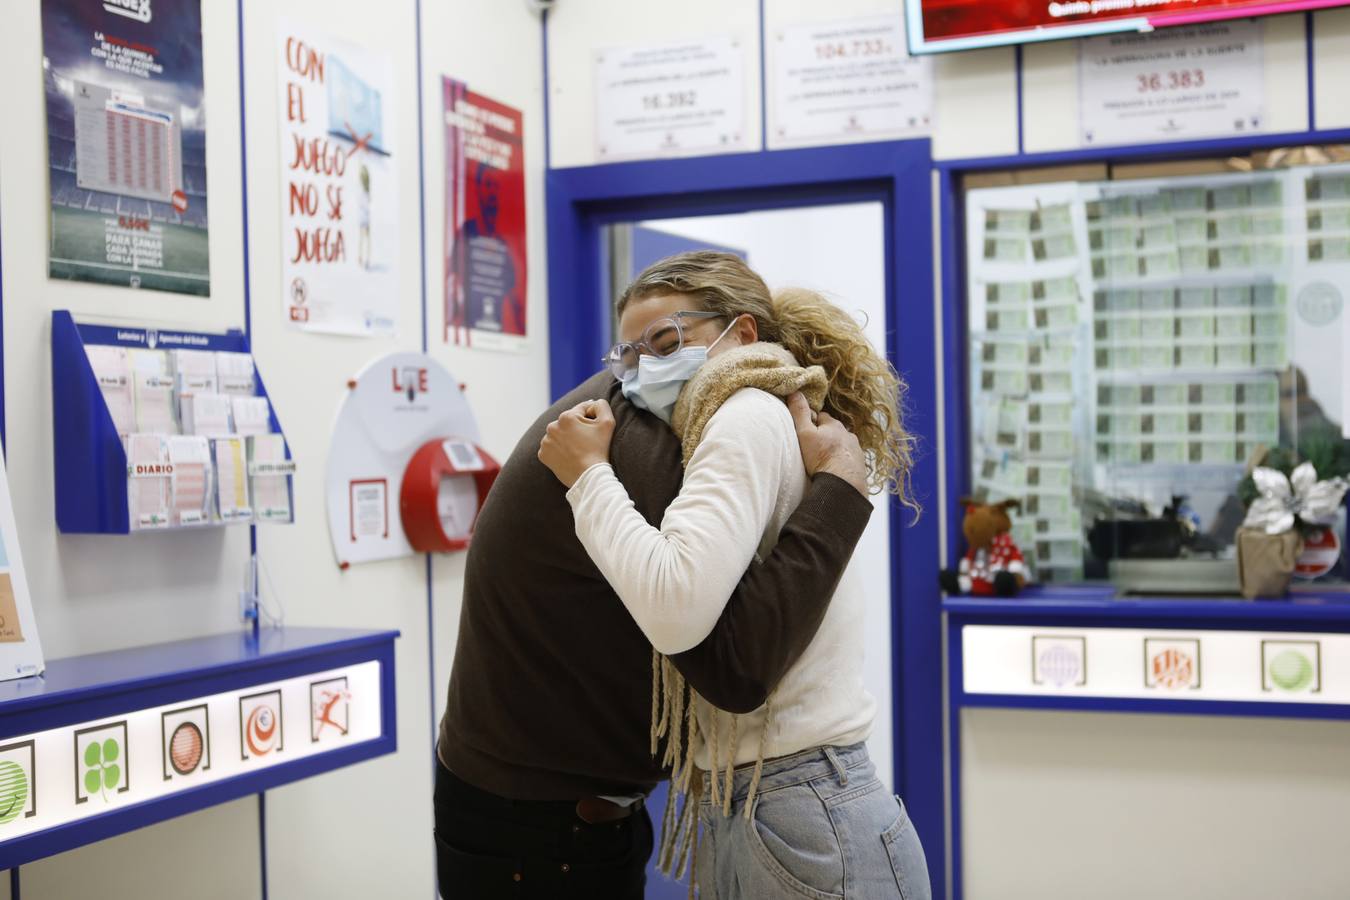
[566,387,874,769]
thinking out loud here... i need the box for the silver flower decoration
[1242,462,1349,536]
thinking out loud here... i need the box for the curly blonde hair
[619,250,917,510]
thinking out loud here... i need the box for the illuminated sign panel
[0,661,381,847]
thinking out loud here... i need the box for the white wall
[1,0,259,894]
[961,708,1350,900]
[548,0,1350,165]
[642,204,896,789]
[246,1,548,897]
[547,0,763,168]
[0,0,547,897]
[934,10,1350,159]
[241,1,432,896]
[420,0,552,768]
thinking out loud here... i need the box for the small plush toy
[939,498,1027,598]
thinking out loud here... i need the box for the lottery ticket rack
[51,311,296,534]
[0,626,398,869]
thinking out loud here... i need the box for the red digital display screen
[908,0,1350,53]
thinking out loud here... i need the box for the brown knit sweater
[438,371,872,801]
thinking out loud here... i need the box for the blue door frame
[544,138,945,898]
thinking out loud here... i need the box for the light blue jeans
[697,742,931,900]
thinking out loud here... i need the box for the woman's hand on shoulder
[787,392,869,496]
[538,399,617,487]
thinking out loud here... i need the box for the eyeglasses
[603,311,725,381]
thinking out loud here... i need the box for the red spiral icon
[246,705,278,756]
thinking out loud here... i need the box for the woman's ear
[733,313,758,345]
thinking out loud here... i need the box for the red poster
[444,79,527,351]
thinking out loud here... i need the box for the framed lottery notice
[0,446,43,682]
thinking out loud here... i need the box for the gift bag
[1236,528,1305,599]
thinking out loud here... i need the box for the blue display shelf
[51,310,294,533]
[944,583,1350,627]
[0,627,397,868]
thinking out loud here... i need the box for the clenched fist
[538,399,617,487]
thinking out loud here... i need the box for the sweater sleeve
[565,389,793,655]
[669,472,873,713]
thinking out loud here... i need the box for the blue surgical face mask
[620,319,737,424]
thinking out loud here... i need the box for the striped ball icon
[170,722,204,775]
[0,760,28,824]
[1269,650,1314,692]
[1039,645,1081,687]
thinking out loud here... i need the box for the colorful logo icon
[1145,638,1201,691]
[247,707,277,755]
[1262,640,1321,694]
[239,690,284,760]
[1032,635,1086,688]
[310,677,351,743]
[75,722,129,805]
[161,703,211,781]
[0,741,36,823]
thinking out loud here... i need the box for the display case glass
[964,159,1350,590]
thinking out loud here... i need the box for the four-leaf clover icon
[83,739,121,801]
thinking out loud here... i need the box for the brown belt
[575,795,644,825]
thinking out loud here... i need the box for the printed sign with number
[1078,21,1265,148]
[769,17,932,149]
[595,37,747,161]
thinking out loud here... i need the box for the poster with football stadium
[40,0,210,297]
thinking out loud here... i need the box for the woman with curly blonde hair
[538,250,930,900]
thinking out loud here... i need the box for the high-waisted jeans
[696,742,931,900]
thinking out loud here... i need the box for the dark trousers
[434,760,653,899]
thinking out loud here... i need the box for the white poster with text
[595,37,747,161]
[278,23,400,337]
[769,17,932,149]
[1079,21,1264,148]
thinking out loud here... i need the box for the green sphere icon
[0,759,28,824]
[1270,650,1314,692]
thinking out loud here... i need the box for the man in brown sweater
[436,372,874,899]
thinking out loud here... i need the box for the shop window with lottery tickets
[964,160,1349,589]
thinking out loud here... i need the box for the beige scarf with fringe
[650,342,827,891]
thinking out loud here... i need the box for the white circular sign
[324,353,480,566]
